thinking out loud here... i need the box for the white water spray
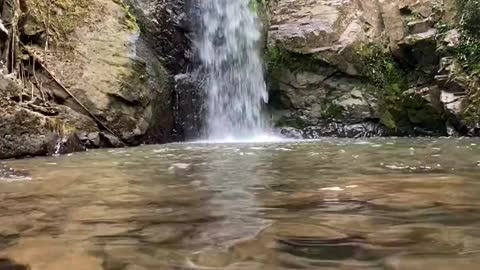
[198,0,271,141]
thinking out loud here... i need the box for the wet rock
[400,87,448,136]
[174,72,206,140]
[0,163,31,181]
[0,96,110,159]
[279,127,304,139]
[280,122,387,139]
[75,131,124,149]
[399,29,439,69]
[88,132,102,147]
[127,0,193,73]
[125,0,196,143]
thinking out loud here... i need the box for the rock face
[129,0,198,141]
[174,72,206,140]
[265,0,480,137]
[0,0,193,158]
[128,0,193,74]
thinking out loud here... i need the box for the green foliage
[448,0,480,125]
[457,0,480,35]
[353,43,410,131]
[321,103,345,120]
[248,0,260,12]
[456,34,480,74]
[354,44,407,98]
[265,45,327,73]
[270,111,308,129]
[447,0,480,74]
[379,110,397,130]
[112,0,139,31]
[27,0,91,43]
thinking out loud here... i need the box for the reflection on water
[1,138,480,269]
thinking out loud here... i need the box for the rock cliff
[0,0,192,158]
[263,0,480,138]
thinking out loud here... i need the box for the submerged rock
[0,258,29,270]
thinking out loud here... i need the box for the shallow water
[1,138,480,269]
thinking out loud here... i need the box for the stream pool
[1,138,480,269]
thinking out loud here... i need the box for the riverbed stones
[0,259,29,270]
[384,254,480,270]
[0,238,104,270]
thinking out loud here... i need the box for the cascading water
[198,0,270,141]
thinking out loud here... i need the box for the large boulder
[19,0,176,145]
[267,0,384,76]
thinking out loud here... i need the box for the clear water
[1,138,480,269]
[198,0,269,141]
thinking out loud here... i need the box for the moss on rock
[265,45,328,73]
[113,0,139,31]
[352,43,410,132]
[25,0,91,44]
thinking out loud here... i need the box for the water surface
[1,138,480,269]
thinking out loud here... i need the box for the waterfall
[198,0,270,141]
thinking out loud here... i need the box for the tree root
[21,44,126,145]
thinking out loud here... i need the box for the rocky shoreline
[1,0,480,159]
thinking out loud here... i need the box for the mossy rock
[265,45,328,74]
[24,0,91,44]
[113,0,139,31]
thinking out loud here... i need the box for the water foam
[198,0,271,141]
